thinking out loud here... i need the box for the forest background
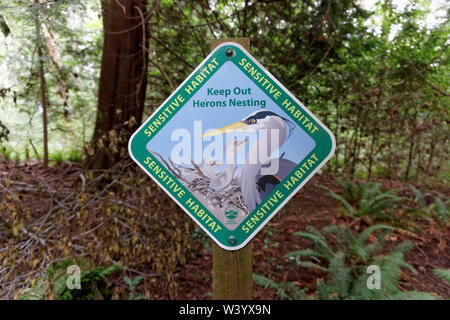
[0,0,448,300]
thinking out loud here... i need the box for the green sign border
[129,42,335,251]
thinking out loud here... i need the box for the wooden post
[210,38,253,300]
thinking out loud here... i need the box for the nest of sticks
[151,151,249,215]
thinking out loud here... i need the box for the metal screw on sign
[225,47,234,57]
[228,235,237,245]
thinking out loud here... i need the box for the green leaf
[433,269,450,283]
[327,252,351,298]
[410,185,427,208]
[325,189,358,216]
[292,232,334,258]
[284,249,322,260]
[0,15,10,37]
[124,276,132,287]
[252,273,279,289]
[433,198,448,214]
[389,291,437,300]
[356,225,392,247]
[295,261,328,272]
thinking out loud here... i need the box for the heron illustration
[197,138,247,191]
[202,110,297,212]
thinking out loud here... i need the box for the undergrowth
[0,160,199,299]
[254,224,439,300]
[17,259,121,300]
[320,180,407,226]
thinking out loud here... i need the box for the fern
[320,185,357,216]
[17,260,122,300]
[356,225,393,248]
[388,291,437,300]
[327,251,351,298]
[433,197,449,227]
[291,231,334,259]
[320,180,406,225]
[252,274,307,300]
[283,224,439,300]
[410,186,427,208]
[409,186,449,228]
[17,278,49,300]
[433,269,450,283]
[253,273,279,289]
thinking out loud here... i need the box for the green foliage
[0,0,99,162]
[124,276,146,300]
[49,149,83,163]
[252,273,307,300]
[0,0,448,181]
[409,186,449,228]
[283,224,437,300]
[0,0,448,301]
[17,259,122,300]
[433,269,450,284]
[321,180,406,225]
[191,225,211,253]
[150,0,449,182]
[17,277,48,300]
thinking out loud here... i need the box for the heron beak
[201,121,248,137]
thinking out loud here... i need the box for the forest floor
[0,160,449,299]
[170,172,450,299]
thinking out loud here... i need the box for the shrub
[16,259,122,300]
[409,186,449,228]
[278,224,437,299]
[1,161,198,299]
[321,180,406,225]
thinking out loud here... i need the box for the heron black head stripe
[243,111,278,122]
[243,111,295,138]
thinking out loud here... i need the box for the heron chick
[202,110,297,213]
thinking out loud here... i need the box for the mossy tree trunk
[88,0,149,169]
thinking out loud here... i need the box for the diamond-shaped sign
[129,42,335,250]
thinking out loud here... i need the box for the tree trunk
[404,134,415,182]
[35,8,49,168]
[87,0,149,169]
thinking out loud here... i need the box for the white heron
[197,139,248,191]
[202,110,297,212]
